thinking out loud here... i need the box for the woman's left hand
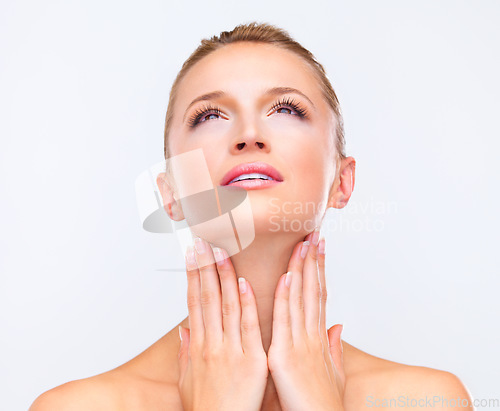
[267,229,346,411]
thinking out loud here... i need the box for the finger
[328,324,346,387]
[177,326,190,383]
[185,245,204,347]
[303,227,322,336]
[194,237,223,343]
[286,240,308,342]
[271,272,293,348]
[238,277,265,355]
[318,237,329,348]
[213,247,242,346]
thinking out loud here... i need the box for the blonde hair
[163,21,346,166]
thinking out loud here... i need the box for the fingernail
[213,247,225,266]
[318,237,326,255]
[300,241,310,259]
[311,227,320,246]
[185,245,197,269]
[340,324,344,352]
[285,271,292,288]
[178,325,183,342]
[238,277,247,294]
[194,237,206,254]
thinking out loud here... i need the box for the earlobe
[156,172,185,221]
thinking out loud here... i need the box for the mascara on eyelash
[187,105,223,128]
[187,97,309,128]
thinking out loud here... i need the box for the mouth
[220,161,284,189]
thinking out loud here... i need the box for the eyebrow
[183,86,316,121]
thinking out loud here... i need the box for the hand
[267,229,346,411]
[177,237,269,411]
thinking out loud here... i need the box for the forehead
[176,42,322,106]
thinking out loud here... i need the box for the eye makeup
[186,95,310,128]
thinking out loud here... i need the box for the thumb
[177,326,190,381]
[327,324,345,386]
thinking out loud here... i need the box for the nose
[230,123,270,154]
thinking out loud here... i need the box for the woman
[30,21,473,410]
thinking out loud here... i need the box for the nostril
[257,142,264,149]
[237,142,245,150]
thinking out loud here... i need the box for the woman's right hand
[177,237,269,411]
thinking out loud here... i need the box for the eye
[187,96,309,128]
[270,97,309,118]
[187,105,223,128]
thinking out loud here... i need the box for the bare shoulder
[29,368,180,411]
[28,372,125,411]
[29,330,183,411]
[342,341,473,410]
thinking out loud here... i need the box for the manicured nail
[311,227,320,246]
[185,245,197,269]
[318,237,326,255]
[339,324,344,352]
[300,241,310,259]
[238,277,247,294]
[285,271,292,288]
[213,247,225,266]
[194,237,206,254]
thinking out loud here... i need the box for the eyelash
[187,97,309,128]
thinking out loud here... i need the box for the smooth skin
[177,238,268,411]
[30,42,474,410]
[267,231,345,411]
[177,230,344,411]
[29,232,474,411]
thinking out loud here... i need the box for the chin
[249,205,315,239]
[254,192,325,235]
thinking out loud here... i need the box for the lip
[220,161,284,187]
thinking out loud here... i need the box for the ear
[156,172,185,221]
[327,156,356,209]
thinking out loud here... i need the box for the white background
[1,0,499,409]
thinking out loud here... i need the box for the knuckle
[241,319,258,335]
[186,269,199,279]
[200,290,217,306]
[293,293,304,311]
[198,264,214,277]
[217,266,232,278]
[315,285,322,300]
[201,347,217,362]
[186,294,199,309]
[288,263,301,275]
[321,286,328,302]
[188,341,203,357]
[277,312,291,327]
[222,301,238,317]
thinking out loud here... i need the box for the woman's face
[166,42,340,240]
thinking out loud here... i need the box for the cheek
[299,159,330,215]
[277,144,331,226]
[284,135,330,193]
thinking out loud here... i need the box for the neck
[232,233,307,411]
[179,231,309,410]
[181,231,308,350]
[228,232,305,352]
